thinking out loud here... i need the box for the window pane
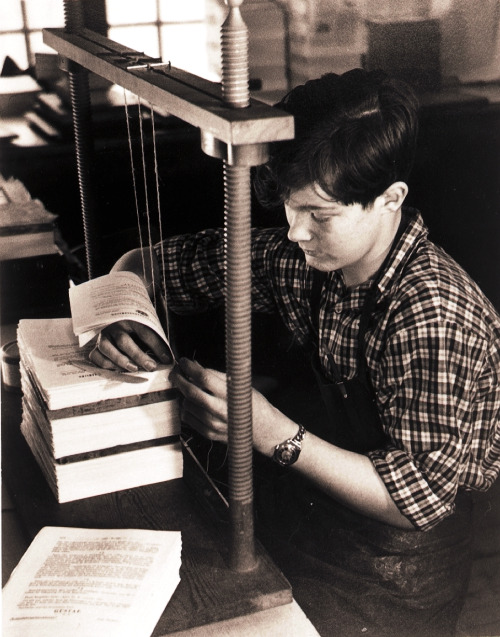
[0,33,28,71]
[0,0,23,32]
[107,0,157,26]
[30,30,60,56]
[109,25,159,58]
[160,23,209,76]
[159,0,205,23]
[24,0,64,29]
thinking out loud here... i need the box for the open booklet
[69,271,174,360]
[2,526,182,637]
[16,271,178,412]
[17,317,175,411]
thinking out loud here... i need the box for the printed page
[18,318,101,387]
[2,526,182,637]
[17,318,174,410]
[69,271,169,348]
[18,318,149,390]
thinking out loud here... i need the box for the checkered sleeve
[154,230,226,313]
[369,319,499,531]
[154,227,285,315]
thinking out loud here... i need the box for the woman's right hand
[89,320,172,372]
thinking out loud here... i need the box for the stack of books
[17,317,183,503]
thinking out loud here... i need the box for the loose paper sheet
[2,526,182,637]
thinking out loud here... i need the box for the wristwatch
[273,425,307,466]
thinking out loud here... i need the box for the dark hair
[254,68,419,208]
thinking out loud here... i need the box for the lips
[302,248,318,257]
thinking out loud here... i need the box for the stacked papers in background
[0,174,59,261]
[17,317,183,503]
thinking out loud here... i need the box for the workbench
[0,329,319,635]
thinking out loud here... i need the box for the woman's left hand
[170,358,296,456]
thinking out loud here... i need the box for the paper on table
[2,526,182,637]
[69,271,171,353]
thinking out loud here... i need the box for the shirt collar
[374,207,428,298]
[313,208,428,306]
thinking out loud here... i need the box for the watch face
[274,441,300,466]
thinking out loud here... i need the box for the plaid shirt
[156,209,500,531]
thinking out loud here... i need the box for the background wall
[1,0,499,312]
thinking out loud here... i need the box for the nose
[287,210,313,244]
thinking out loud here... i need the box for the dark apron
[255,269,473,637]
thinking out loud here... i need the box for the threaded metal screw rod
[221,0,256,571]
[221,0,250,108]
[224,162,255,571]
[64,0,99,279]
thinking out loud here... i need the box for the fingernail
[125,362,138,372]
[144,360,157,371]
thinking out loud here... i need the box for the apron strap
[310,270,326,340]
[310,211,409,373]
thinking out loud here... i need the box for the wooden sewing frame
[30,4,297,630]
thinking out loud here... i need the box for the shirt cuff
[368,447,456,531]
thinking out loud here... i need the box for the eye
[311,213,332,223]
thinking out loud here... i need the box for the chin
[305,255,336,272]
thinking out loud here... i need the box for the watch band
[292,424,307,445]
[273,425,307,466]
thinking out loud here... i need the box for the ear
[378,182,408,213]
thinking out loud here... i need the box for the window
[2,0,498,89]
[0,0,211,78]
[106,0,210,79]
[0,0,64,72]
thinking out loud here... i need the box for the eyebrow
[289,204,337,212]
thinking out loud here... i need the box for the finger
[94,330,140,372]
[92,331,140,372]
[170,363,227,421]
[181,399,228,443]
[88,345,119,370]
[130,323,172,364]
[178,358,227,397]
[102,323,159,371]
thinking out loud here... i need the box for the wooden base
[1,389,292,633]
